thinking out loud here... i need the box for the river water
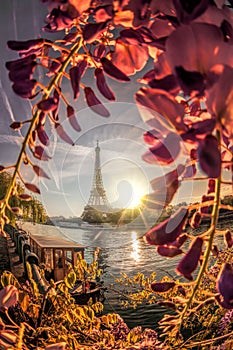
[21,217,233,329]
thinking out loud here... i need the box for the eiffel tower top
[82,141,112,215]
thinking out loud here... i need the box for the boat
[5,225,104,304]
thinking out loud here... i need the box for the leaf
[64,270,76,289]
[19,291,30,312]
[100,57,130,82]
[25,183,41,194]
[33,165,50,179]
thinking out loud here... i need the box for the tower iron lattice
[81,141,112,222]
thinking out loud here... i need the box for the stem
[0,40,82,232]
[179,129,222,326]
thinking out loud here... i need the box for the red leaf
[33,165,50,179]
[55,123,74,145]
[25,183,41,194]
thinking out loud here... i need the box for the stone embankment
[0,235,11,275]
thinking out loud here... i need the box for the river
[21,217,233,330]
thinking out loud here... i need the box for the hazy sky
[1,1,229,219]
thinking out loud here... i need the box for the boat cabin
[28,235,85,281]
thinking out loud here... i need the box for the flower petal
[198,135,221,178]
[101,57,130,81]
[176,237,203,280]
[151,281,175,293]
[157,245,183,257]
[145,207,188,246]
[95,68,116,101]
[84,87,110,117]
[136,87,187,132]
[142,132,180,165]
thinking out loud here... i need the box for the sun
[127,181,147,209]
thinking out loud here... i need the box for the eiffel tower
[81,141,112,223]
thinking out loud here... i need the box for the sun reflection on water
[130,231,140,262]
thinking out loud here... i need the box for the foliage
[0,172,47,226]
[1,0,233,349]
[0,271,163,349]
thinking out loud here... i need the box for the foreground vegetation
[1,0,233,349]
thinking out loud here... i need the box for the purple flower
[7,38,45,53]
[172,233,188,248]
[175,66,205,97]
[148,75,179,95]
[151,281,175,293]
[135,87,187,132]
[66,105,81,132]
[142,132,181,165]
[198,134,221,178]
[37,125,50,146]
[69,60,87,100]
[189,211,202,229]
[84,87,110,117]
[6,54,36,71]
[8,62,36,82]
[207,179,215,194]
[43,8,73,32]
[224,230,233,248]
[93,44,106,62]
[145,207,188,246]
[38,97,58,112]
[55,123,74,145]
[111,39,148,75]
[216,263,233,309]
[176,237,203,280]
[143,165,185,209]
[12,79,37,99]
[173,0,210,24]
[83,21,109,43]
[34,146,51,161]
[95,68,115,101]
[100,57,130,82]
[157,245,183,257]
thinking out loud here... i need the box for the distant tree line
[0,172,47,225]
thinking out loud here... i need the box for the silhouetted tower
[81,141,112,222]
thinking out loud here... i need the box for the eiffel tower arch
[81,141,112,223]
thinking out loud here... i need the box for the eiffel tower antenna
[81,141,112,222]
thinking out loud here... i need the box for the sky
[0,1,230,219]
